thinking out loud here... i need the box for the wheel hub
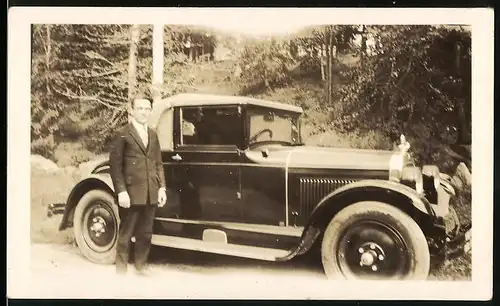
[360,251,375,266]
[358,242,385,272]
[90,216,107,237]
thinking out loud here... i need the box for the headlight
[422,165,440,189]
[401,166,424,194]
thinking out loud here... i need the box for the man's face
[131,99,152,124]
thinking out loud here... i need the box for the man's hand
[158,188,167,207]
[118,192,130,208]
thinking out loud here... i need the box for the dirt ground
[24,238,472,300]
[27,242,339,299]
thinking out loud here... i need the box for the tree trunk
[456,100,469,144]
[289,40,298,59]
[325,31,330,103]
[45,25,51,96]
[330,28,335,84]
[454,43,471,144]
[320,43,325,81]
[360,26,367,67]
[127,24,140,119]
[264,65,270,89]
[327,27,333,105]
[152,24,164,105]
[190,43,195,62]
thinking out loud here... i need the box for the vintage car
[49,93,471,280]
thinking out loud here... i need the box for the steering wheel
[249,129,273,143]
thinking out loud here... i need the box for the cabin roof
[152,93,303,114]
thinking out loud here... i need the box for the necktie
[142,125,148,147]
[136,124,148,147]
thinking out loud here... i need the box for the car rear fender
[282,179,437,259]
[59,173,115,231]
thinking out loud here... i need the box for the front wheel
[321,201,430,280]
[73,190,120,264]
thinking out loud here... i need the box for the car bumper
[431,205,471,261]
[447,224,471,258]
[427,176,471,260]
[443,212,471,259]
[47,202,65,217]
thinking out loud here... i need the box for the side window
[180,106,241,147]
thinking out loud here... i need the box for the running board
[151,234,291,261]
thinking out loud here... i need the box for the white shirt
[130,117,148,147]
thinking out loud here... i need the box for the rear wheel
[321,201,430,280]
[73,190,119,264]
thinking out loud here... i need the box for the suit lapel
[146,127,154,156]
[128,123,147,155]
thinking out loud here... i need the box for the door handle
[172,153,182,161]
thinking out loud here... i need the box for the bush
[31,135,56,161]
[237,39,295,95]
[54,142,96,167]
[332,26,471,169]
[341,130,393,150]
[304,128,392,150]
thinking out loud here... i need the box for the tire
[73,189,120,265]
[321,201,430,280]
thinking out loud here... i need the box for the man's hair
[131,92,152,108]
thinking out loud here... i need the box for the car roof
[153,93,304,114]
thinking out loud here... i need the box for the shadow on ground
[147,245,327,279]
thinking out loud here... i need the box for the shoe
[135,266,154,277]
[117,263,135,276]
[116,266,128,276]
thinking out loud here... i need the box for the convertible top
[148,93,303,126]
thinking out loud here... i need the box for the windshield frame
[245,106,302,149]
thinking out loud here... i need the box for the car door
[156,104,244,240]
[238,107,303,250]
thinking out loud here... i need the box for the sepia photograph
[7,7,493,300]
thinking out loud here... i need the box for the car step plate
[151,234,291,261]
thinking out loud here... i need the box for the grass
[429,253,472,281]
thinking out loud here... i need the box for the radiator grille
[299,178,355,218]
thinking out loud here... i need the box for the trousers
[115,202,157,273]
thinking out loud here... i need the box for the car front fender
[280,179,437,260]
[58,173,115,231]
[312,179,434,218]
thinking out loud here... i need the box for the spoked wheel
[321,201,430,280]
[73,190,120,264]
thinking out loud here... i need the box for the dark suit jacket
[109,123,166,206]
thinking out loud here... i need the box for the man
[109,96,167,276]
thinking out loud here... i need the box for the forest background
[30,24,471,170]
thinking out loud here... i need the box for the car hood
[245,145,395,171]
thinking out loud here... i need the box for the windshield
[248,109,301,146]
